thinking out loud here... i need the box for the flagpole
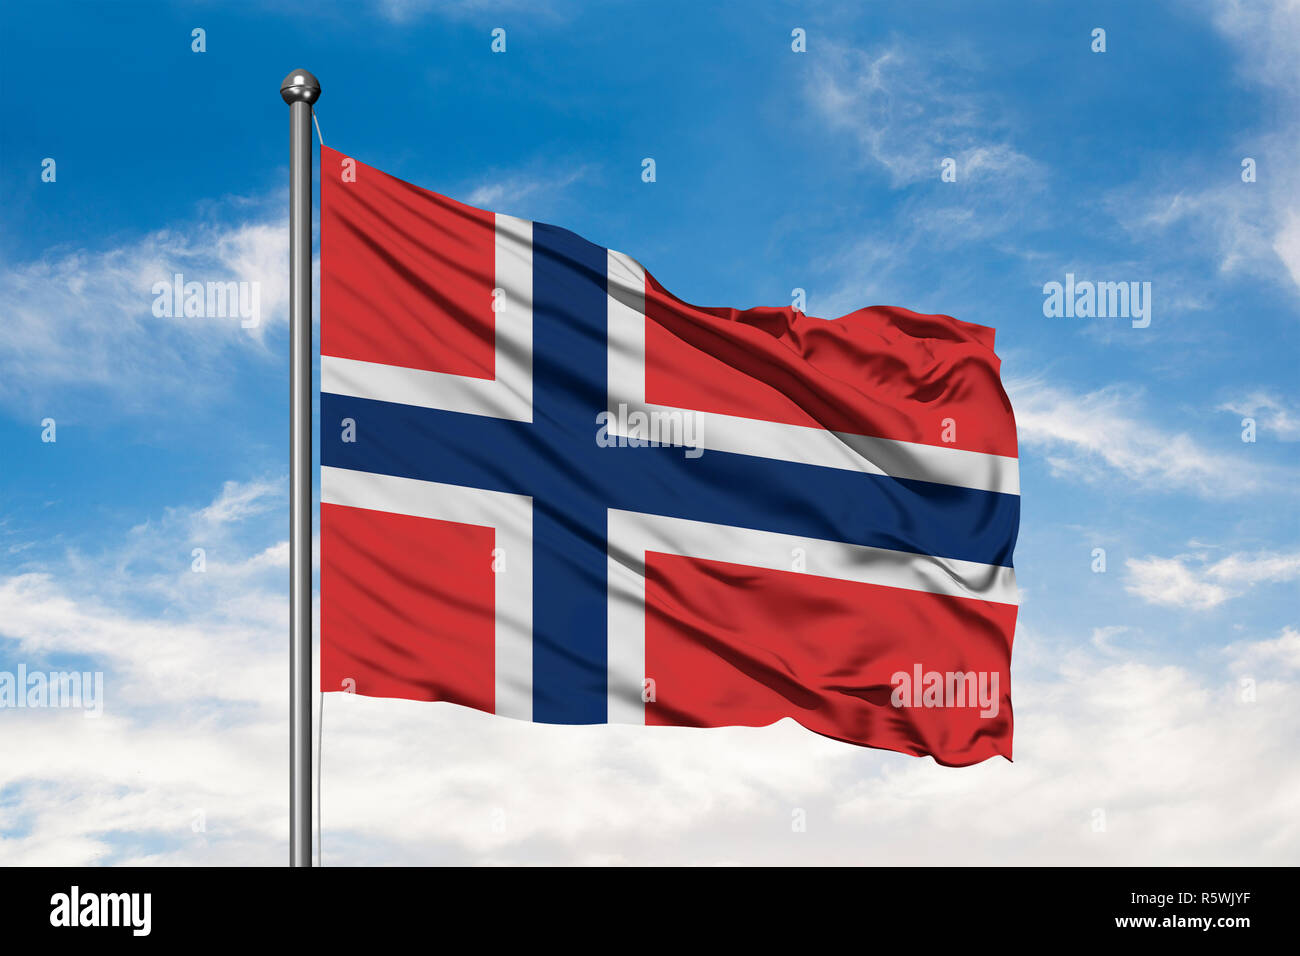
[280,67,319,868]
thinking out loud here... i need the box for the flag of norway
[318,146,1020,766]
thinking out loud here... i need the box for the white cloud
[1090,625,1133,654]
[1218,390,1300,440]
[192,479,282,528]
[1113,171,1300,294]
[800,40,1054,318]
[2,482,1299,865]
[0,570,281,708]
[1230,626,1300,674]
[1203,0,1300,92]
[1008,378,1274,496]
[1110,0,1300,295]
[465,165,592,213]
[831,635,1300,865]
[371,0,553,24]
[0,213,288,417]
[1208,550,1300,585]
[1273,208,1300,289]
[1125,549,1300,609]
[1125,556,1234,610]
[807,43,1037,188]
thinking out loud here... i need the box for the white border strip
[606,250,1020,495]
[606,508,1018,724]
[321,214,533,422]
[322,465,534,721]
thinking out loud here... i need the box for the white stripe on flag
[321,465,534,721]
[606,508,1019,724]
[321,214,534,422]
[606,249,1020,496]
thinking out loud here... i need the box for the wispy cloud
[370,0,562,25]
[464,164,593,214]
[1209,550,1300,586]
[807,42,1037,188]
[1124,556,1234,610]
[801,39,1048,317]
[1106,0,1300,296]
[1218,390,1300,440]
[1008,377,1276,497]
[1202,0,1300,92]
[1230,626,1300,674]
[191,479,282,529]
[1109,169,1300,296]
[1126,549,1300,609]
[0,210,288,417]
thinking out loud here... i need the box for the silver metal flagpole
[280,67,320,868]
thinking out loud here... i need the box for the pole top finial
[280,68,321,105]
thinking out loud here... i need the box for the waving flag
[318,146,1020,766]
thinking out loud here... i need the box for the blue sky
[1,0,1297,864]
